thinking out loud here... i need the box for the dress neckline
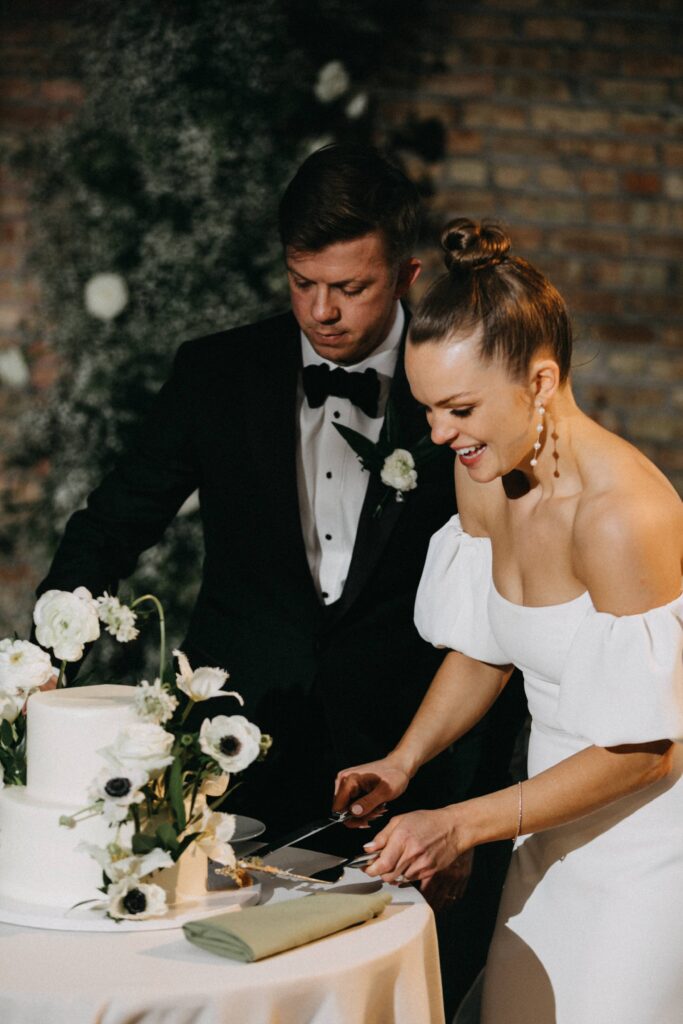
[490,580,591,612]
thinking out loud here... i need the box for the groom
[37,145,525,1010]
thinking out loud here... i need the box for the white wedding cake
[0,685,139,908]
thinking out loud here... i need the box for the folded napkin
[183,891,392,962]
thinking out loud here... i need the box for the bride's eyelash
[451,407,474,418]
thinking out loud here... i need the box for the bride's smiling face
[406,328,540,482]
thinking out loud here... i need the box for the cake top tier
[27,684,139,806]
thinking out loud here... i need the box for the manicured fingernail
[351,803,363,816]
[363,841,376,851]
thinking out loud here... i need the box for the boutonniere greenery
[333,399,440,517]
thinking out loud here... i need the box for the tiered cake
[0,685,138,908]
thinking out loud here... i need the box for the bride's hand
[363,806,470,885]
[333,756,411,827]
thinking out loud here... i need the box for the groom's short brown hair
[278,144,420,266]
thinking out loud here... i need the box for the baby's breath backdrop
[2,0,429,679]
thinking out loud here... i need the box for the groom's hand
[333,756,411,827]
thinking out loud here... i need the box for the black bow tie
[302,363,381,418]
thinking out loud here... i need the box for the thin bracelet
[513,781,523,844]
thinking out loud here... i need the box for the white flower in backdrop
[78,842,173,883]
[346,93,368,119]
[314,60,350,103]
[84,272,129,321]
[96,593,139,642]
[0,639,55,699]
[102,722,174,776]
[106,877,167,920]
[199,714,262,773]
[173,649,244,704]
[133,678,178,725]
[195,804,236,866]
[380,449,418,494]
[88,766,149,824]
[33,588,101,662]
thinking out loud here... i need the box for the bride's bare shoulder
[573,434,682,614]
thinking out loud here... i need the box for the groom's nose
[311,286,340,324]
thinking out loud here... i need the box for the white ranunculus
[380,449,418,493]
[88,766,148,824]
[96,593,139,642]
[106,877,167,920]
[314,60,350,103]
[33,587,101,662]
[79,841,173,883]
[133,678,178,725]
[0,639,54,698]
[345,92,368,119]
[102,722,174,776]
[173,649,244,704]
[199,715,262,774]
[84,272,129,321]
[195,805,236,867]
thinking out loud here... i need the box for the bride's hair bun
[441,218,511,273]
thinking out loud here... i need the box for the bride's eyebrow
[436,392,475,406]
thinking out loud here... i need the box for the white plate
[0,882,261,933]
[232,815,266,841]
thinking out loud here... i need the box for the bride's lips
[453,443,487,466]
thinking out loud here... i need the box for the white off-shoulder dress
[414,515,683,1024]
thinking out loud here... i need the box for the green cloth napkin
[183,891,392,962]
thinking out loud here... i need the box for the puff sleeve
[414,514,509,665]
[556,593,683,746]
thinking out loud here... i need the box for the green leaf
[332,423,384,471]
[167,756,186,831]
[0,720,14,747]
[131,832,158,854]
[155,821,180,854]
[176,832,201,858]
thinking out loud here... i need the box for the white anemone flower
[88,766,149,824]
[199,714,262,773]
[106,877,167,920]
[33,587,101,662]
[84,272,129,321]
[173,649,244,704]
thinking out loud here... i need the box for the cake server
[256,809,353,858]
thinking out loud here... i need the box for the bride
[334,219,683,1022]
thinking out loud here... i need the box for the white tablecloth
[0,870,445,1024]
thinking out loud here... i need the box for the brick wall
[377,1,682,493]
[0,1,681,631]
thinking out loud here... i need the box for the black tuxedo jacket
[38,311,524,837]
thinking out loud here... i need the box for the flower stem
[56,659,67,688]
[130,594,166,684]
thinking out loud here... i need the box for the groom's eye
[451,407,474,418]
[340,286,365,297]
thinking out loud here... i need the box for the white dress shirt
[296,303,405,605]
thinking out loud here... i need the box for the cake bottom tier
[0,788,211,910]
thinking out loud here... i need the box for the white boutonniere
[333,400,440,517]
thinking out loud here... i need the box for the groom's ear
[394,258,422,299]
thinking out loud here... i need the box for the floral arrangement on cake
[0,587,270,920]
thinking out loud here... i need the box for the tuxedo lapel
[327,310,429,624]
[245,314,321,610]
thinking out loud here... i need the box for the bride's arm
[364,497,681,884]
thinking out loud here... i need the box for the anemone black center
[104,777,132,798]
[219,735,241,756]
[122,888,147,915]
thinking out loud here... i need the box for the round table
[0,869,445,1024]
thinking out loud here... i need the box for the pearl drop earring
[530,403,545,467]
